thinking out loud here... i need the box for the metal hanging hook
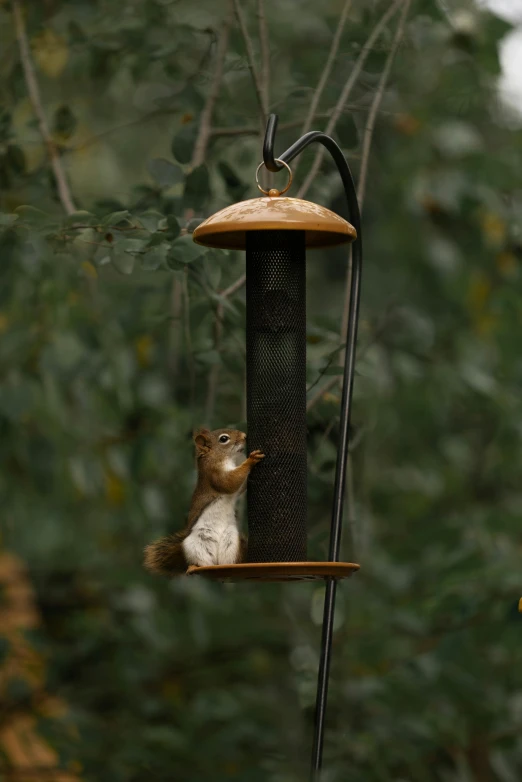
[261,113,363,782]
[255,158,293,196]
[262,114,285,172]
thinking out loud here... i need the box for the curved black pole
[263,114,363,781]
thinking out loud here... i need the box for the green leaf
[0,108,11,142]
[112,245,136,275]
[0,213,18,227]
[66,210,98,226]
[147,158,184,188]
[217,161,249,201]
[68,20,86,44]
[138,210,164,232]
[93,247,111,266]
[141,242,168,271]
[183,164,210,210]
[53,105,77,138]
[164,214,181,240]
[101,210,131,227]
[120,237,147,255]
[171,122,196,164]
[147,231,168,247]
[168,234,205,266]
[6,144,26,174]
[14,205,55,228]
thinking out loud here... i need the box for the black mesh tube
[246,230,307,562]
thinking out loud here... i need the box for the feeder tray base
[186,562,360,582]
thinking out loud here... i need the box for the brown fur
[143,428,264,577]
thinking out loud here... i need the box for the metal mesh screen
[246,230,307,562]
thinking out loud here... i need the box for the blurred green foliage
[1,0,522,780]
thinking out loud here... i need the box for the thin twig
[357,0,412,211]
[306,374,338,412]
[307,2,411,412]
[232,0,267,124]
[306,344,345,394]
[191,4,232,416]
[339,0,411,342]
[306,307,399,412]
[257,0,270,190]
[218,3,408,317]
[191,2,233,168]
[211,124,261,138]
[310,416,337,473]
[220,273,246,300]
[294,0,353,174]
[210,111,368,138]
[203,274,247,412]
[12,0,77,215]
[257,0,270,117]
[297,0,404,199]
[68,109,178,153]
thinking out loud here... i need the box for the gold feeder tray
[186,562,360,583]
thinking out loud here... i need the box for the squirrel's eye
[219,434,230,444]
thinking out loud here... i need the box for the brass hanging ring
[256,158,293,197]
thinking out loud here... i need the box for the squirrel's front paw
[249,450,265,462]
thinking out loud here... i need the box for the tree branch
[257,0,270,116]
[357,0,411,211]
[294,0,353,174]
[296,0,404,199]
[68,109,178,153]
[306,374,338,412]
[339,0,411,342]
[191,2,233,168]
[12,0,77,215]
[218,1,410,407]
[210,111,371,139]
[232,0,267,124]
[191,4,233,418]
[220,273,247,299]
[306,306,399,412]
[307,2,411,412]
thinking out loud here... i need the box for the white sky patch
[478,0,522,120]
[498,28,522,119]
[477,0,522,24]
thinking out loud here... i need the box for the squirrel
[143,428,265,576]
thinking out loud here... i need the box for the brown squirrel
[143,428,264,576]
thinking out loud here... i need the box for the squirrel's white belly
[182,496,241,567]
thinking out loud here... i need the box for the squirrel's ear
[193,428,211,454]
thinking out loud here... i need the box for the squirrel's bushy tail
[143,533,187,576]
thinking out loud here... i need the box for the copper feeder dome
[193,160,357,250]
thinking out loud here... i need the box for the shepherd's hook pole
[262,114,363,781]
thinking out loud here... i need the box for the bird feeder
[188,118,362,584]
[188,115,364,780]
